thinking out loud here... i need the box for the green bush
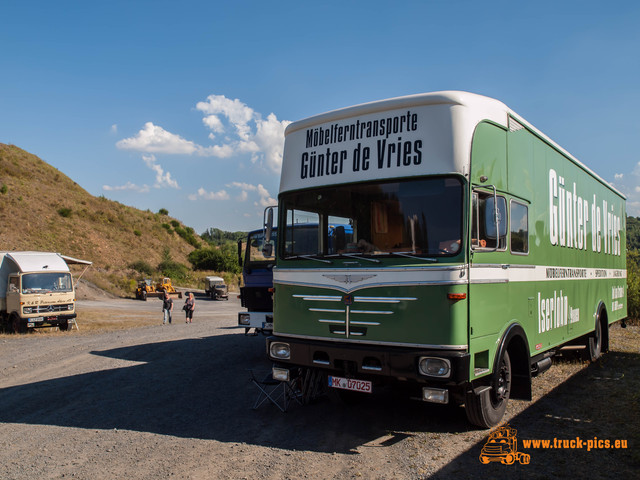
[158,208,169,215]
[57,207,72,218]
[133,229,142,237]
[157,248,189,280]
[174,225,201,248]
[129,260,154,276]
[0,184,7,194]
[161,223,172,233]
[188,244,240,273]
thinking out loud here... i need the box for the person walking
[162,291,173,325]
[184,292,195,323]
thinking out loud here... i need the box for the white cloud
[142,154,180,189]
[117,122,199,155]
[610,160,640,217]
[188,187,230,201]
[115,95,290,173]
[196,95,290,172]
[196,95,255,140]
[202,115,225,139]
[102,181,150,193]
[226,182,276,207]
[110,124,118,134]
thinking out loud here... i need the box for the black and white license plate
[328,375,372,393]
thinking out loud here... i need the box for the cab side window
[510,201,529,254]
[8,276,19,293]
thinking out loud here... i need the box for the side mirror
[237,239,243,267]
[264,206,274,243]
[262,243,273,257]
[485,196,507,239]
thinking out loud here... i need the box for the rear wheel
[586,310,603,362]
[465,350,512,428]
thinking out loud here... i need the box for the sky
[1,1,640,234]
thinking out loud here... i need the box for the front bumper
[266,335,469,385]
[25,313,76,328]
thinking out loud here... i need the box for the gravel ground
[1,295,638,479]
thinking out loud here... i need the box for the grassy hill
[0,143,206,295]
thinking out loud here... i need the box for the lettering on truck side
[548,169,622,256]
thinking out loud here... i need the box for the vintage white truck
[0,251,91,333]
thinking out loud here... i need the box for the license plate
[262,322,273,329]
[328,375,372,393]
[27,323,35,328]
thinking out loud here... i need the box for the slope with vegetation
[627,216,640,321]
[0,143,242,296]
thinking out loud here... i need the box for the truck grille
[24,304,73,314]
[293,294,417,338]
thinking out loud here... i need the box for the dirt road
[1,295,638,479]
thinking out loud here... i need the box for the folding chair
[249,370,302,412]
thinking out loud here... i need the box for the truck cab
[238,228,277,335]
[0,252,88,333]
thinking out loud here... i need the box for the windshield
[21,272,73,294]
[280,177,463,259]
[246,230,277,264]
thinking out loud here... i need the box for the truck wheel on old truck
[59,320,69,331]
[584,305,606,362]
[10,313,26,334]
[465,350,512,428]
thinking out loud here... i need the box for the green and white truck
[265,91,627,427]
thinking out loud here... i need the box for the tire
[142,290,147,301]
[586,311,603,362]
[11,313,26,334]
[465,350,512,428]
[59,321,69,331]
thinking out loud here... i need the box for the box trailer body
[265,91,627,427]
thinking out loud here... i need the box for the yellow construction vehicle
[135,278,182,301]
[154,277,183,298]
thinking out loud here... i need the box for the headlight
[272,367,290,382]
[67,303,74,310]
[23,307,33,314]
[238,313,251,325]
[269,342,290,360]
[418,357,451,378]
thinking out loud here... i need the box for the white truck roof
[0,251,92,298]
[205,276,225,282]
[0,251,71,273]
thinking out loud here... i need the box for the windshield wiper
[285,255,333,264]
[389,251,437,262]
[327,252,381,263]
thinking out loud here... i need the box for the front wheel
[11,314,26,334]
[465,350,512,428]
